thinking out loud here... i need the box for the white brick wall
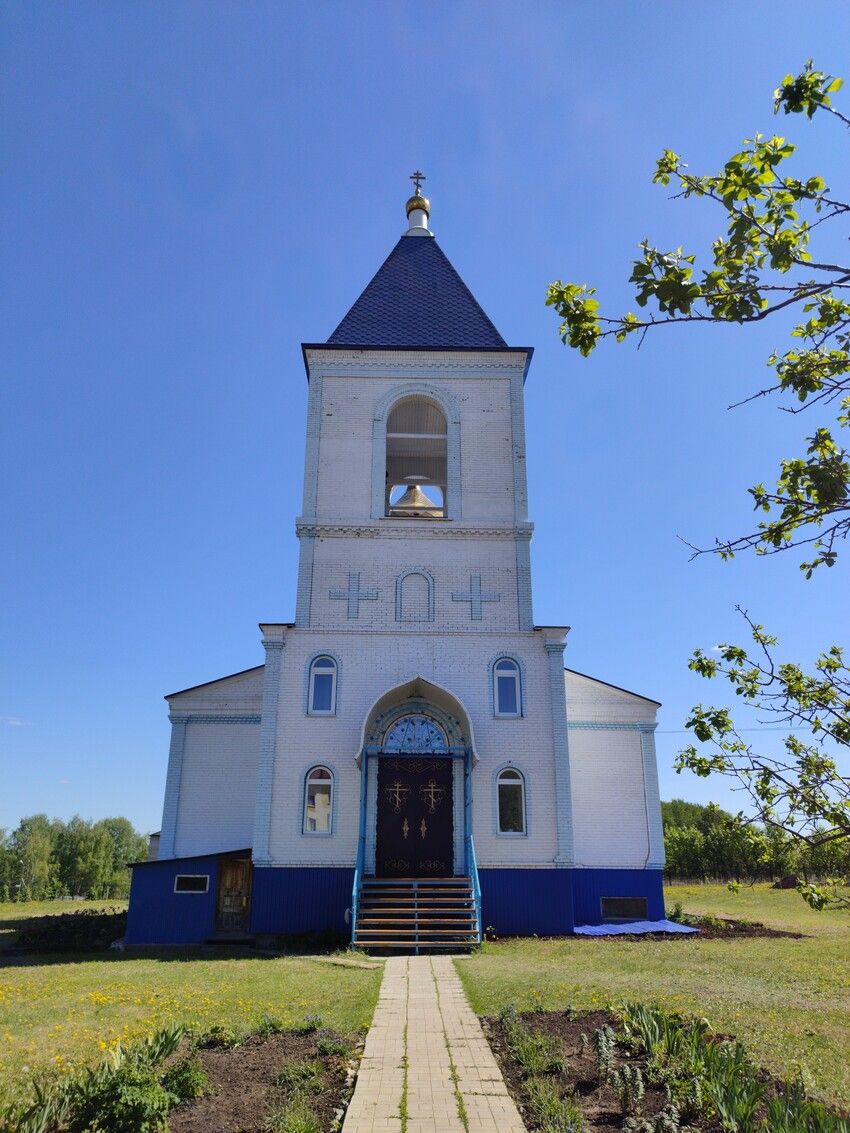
[309,536,521,631]
[156,338,664,877]
[174,720,260,858]
[266,628,558,868]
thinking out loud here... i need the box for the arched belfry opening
[385,396,447,517]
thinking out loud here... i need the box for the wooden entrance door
[216,856,252,933]
[376,757,454,877]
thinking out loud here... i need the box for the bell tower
[296,178,536,633]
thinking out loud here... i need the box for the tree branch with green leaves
[677,608,850,909]
[547,60,849,576]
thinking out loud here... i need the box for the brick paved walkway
[342,954,525,1133]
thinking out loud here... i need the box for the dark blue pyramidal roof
[327,235,507,348]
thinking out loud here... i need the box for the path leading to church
[342,954,525,1133]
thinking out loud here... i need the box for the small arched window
[497,768,526,834]
[493,658,521,717]
[308,656,337,715]
[303,766,333,834]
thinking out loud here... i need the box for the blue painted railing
[351,752,368,947]
[466,833,482,944]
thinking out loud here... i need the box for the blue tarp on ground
[575,919,698,936]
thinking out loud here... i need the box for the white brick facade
[158,344,664,875]
[155,248,666,879]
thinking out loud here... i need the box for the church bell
[390,476,443,517]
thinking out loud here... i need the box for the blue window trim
[301,763,337,837]
[488,653,525,718]
[395,568,436,623]
[304,652,341,716]
[493,763,528,837]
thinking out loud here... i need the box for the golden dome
[405,192,430,217]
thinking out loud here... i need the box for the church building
[125,180,665,949]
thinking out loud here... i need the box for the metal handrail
[351,752,368,946]
[466,834,482,944]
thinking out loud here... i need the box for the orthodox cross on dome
[410,169,426,194]
[329,571,378,619]
[452,574,500,621]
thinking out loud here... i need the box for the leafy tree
[662,798,733,831]
[547,59,848,575]
[548,61,850,908]
[0,814,148,902]
[681,608,849,906]
[10,815,56,900]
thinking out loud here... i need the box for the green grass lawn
[0,901,383,1112]
[455,884,850,1107]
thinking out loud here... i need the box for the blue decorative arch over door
[382,714,448,754]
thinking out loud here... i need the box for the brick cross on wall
[329,572,379,619]
[451,574,499,620]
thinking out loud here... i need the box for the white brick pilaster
[159,716,188,859]
[640,726,665,868]
[252,627,286,865]
[544,633,574,866]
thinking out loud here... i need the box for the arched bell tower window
[385,396,447,518]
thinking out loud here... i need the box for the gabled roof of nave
[326,233,508,349]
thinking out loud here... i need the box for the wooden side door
[216,856,252,933]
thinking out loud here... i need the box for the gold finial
[406,169,430,218]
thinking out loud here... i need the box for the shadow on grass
[0,929,352,968]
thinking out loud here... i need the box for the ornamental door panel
[216,856,251,933]
[375,757,454,877]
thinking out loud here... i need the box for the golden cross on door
[410,169,426,195]
[419,779,445,813]
[386,780,409,812]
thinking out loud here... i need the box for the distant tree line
[663,799,850,884]
[0,815,148,902]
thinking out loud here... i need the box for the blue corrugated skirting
[478,868,575,935]
[478,867,665,937]
[572,868,665,925]
[127,859,666,945]
[251,867,354,936]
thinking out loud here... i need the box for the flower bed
[483,1004,849,1131]
[2,1017,358,1133]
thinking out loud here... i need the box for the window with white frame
[493,658,521,716]
[497,768,526,834]
[174,874,209,893]
[303,766,333,834]
[308,655,337,715]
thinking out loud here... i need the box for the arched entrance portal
[375,713,454,877]
[357,679,475,881]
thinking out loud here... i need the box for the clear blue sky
[2,3,848,834]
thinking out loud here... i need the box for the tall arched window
[308,655,337,715]
[303,766,333,834]
[497,768,526,834]
[493,658,521,717]
[385,396,447,518]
